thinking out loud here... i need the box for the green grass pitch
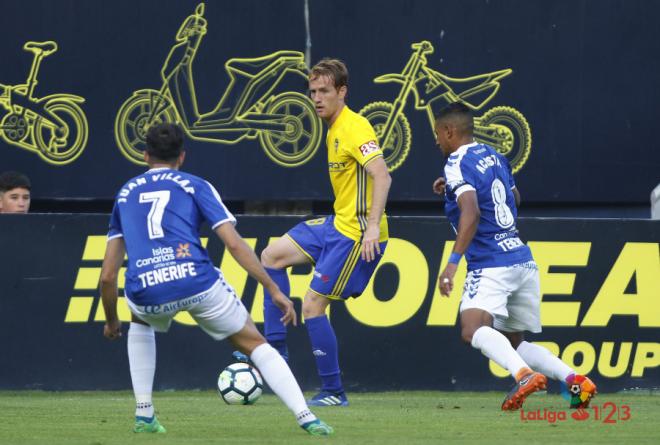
[1,391,658,444]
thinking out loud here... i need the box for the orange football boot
[501,367,548,411]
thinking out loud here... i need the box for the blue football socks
[306,314,342,393]
[263,267,290,360]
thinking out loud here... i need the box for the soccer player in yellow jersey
[259,59,391,406]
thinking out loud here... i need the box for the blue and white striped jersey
[108,168,235,305]
[444,142,532,270]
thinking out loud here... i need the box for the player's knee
[301,303,319,319]
[260,246,277,268]
[236,340,266,357]
[261,245,291,270]
[504,332,524,349]
[302,298,325,319]
[231,330,267,356]
[131,313,149,325]
[461,327,476,345]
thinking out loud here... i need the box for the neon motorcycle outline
[360,40,531,173]
[115,3,322,167]
[0,41,88,165]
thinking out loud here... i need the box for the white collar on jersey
[455,140,480,155]
[146,167,173,172]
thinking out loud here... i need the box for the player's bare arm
[363,156,391,262]
[432,176,446,195]
[99,237,126,340]
[439,190,480,296]
[215,222,297,326]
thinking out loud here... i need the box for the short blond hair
[309,58,348,89]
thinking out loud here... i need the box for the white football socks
[517,341,573,381]
[250,343,317,426]
[128,322,156,418]
[471,326,528,379]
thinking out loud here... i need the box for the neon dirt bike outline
[360,40,531,173]
[115,3,322,167]
[0,41,88,165]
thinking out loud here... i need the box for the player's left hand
[361,224,381,262]
[271,289,298,327]
[103,319,122,340]
[432,176,446,195]
[438,263,458,297]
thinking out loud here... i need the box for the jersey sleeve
[195,180,236,229]
[107,201,123,240]
[444,153,477,199]
[346,118,383,167]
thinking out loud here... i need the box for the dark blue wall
[1,0,658,203]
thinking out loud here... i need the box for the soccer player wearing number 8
[100,124,332,436]
[434,103,596,411]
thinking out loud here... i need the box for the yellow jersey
[326,106,388,242]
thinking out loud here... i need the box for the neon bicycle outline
[360,40,531,173]
[115,3,322,167]
[0,41,88,165]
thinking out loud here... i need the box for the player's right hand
[103,319,122,340]
[271,290,298,327]
[361,223,381,262]
[432,176,446,196]
[438,263,457,297]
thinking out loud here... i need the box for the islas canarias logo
[114,2,322,168]
[360,40,531,173]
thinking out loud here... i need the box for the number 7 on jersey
[139,190,171,239]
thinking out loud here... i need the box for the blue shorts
[285,216,387,300]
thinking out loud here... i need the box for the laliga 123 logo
[520,403,632,424]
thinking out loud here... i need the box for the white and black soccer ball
[217,362,264,405]
[570,383,582,396]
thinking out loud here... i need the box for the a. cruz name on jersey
[118,172,195,203]
[475,154,502,174]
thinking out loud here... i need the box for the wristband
[448,252,462,264]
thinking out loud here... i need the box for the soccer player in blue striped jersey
[433,103,596,411]
[100,123,332,436]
